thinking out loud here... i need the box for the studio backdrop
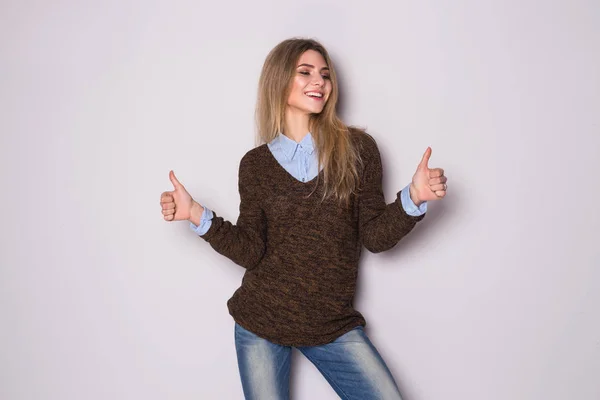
[1,0,598,399]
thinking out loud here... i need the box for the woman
[160,38,447,400]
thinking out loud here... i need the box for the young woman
[160,38,447,400]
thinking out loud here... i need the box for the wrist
[189,201,204,226]
[409,183,423,207]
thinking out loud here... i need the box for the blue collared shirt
[190,132,427,235]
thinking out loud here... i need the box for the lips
[305,91,324,99]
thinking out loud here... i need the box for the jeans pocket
[332,325,365,343]
[235,322,261,339]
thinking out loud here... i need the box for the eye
[298,70,330,80]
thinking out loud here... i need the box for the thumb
[418,147,432,170]
[169,170,183,190]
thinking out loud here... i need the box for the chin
[304,105,326,114]
[289,101,327,115]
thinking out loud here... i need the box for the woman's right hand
[160,170,198,222]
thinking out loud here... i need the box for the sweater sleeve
[197,153,266,269]
[358,133,426,253]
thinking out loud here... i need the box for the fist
[160,170,194,221]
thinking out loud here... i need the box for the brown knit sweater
[198,129,426,346]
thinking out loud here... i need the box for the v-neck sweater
[198,129,426,346]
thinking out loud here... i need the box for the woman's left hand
[409,147,447,205]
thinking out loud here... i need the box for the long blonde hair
[255,38,364,207]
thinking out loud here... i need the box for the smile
[305,91,324,100]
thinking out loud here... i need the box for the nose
[313,75,325,87]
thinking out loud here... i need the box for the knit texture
[199,129,426,346]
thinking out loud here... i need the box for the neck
[283,108,311,143]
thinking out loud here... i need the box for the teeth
[306,92,323,98]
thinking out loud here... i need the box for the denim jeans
[234,322,404,399]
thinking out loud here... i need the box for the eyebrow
[297,63,330,71]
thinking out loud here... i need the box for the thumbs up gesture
[409,147,447,205]
[160,170,195,221]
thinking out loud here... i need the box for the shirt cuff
[189,205,214,235]
[399,184,427,216]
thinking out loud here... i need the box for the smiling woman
[253,38,366,207]
[288,51,331,111]
[160,37,447,400]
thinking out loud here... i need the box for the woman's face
[286,49,332,115]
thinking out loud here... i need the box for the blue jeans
[234,322,404,399]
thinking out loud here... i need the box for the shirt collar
[275,132,315,160]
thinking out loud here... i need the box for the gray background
[1,0,599,399]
